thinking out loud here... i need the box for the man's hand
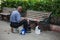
[21,17,27,20]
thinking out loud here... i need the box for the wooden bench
[26,10,51,21]
[26,10,51,29]
[0,7,16,21]
[0,13,10,21]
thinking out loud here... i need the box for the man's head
[17,6,22,12]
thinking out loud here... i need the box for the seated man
[10,6,30,33]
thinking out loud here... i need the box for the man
[10,6,29,33]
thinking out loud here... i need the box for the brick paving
[0,21,60,40]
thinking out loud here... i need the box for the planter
[50,17,60,25]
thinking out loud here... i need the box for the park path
[0,21,60,40]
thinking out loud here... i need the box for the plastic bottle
[35,26,41,34]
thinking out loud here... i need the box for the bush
[1,1,53,12]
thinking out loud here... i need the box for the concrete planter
[50,17,60,25]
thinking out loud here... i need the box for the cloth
[10,10,21,23]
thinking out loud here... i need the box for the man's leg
[11,27,14,33]
[19,19,30,32]
[10,22,18,33]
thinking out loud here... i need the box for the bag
[20,28,26,35]
[35,26,41,34]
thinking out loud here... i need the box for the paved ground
[0,21,60,40]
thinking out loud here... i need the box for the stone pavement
[0,21,60,40]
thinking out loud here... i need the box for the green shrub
[1,0,60,14]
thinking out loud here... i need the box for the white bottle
[35,26,41,34]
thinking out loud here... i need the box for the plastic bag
[35,26,41,34]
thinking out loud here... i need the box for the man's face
[18,7,22,13]
[18,8,22,12]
